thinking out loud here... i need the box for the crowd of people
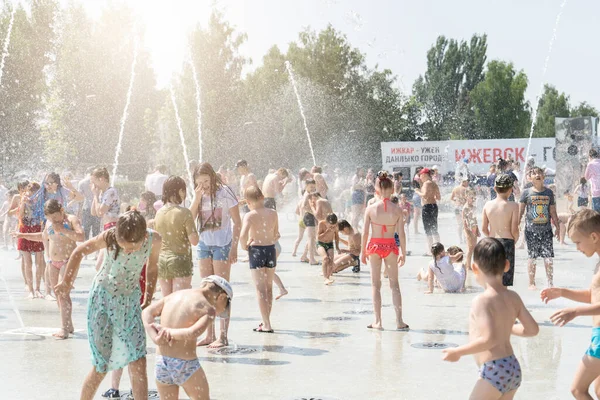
[2,153,600,400]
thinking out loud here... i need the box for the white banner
[381,138,555,175]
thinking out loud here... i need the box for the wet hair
[590,149,599,159]
[45,172,62,188]
[104,210,147,260]
[568,209,600,236]
[140,191,157,219]
[155,164,167,174]
[431,242,445,274]
[326,213,338,225]
[497,158,508,171]
[28,182,40,193]
[299,168,311,182]
[91,167,110,181]
[473,238,506,276]
[338,219,352,231]
[447,246,463,263]
[161,176,186,205]
[305,178,316,186]
[312,166,323,174]
[17,180,30,192]
[529,166,545,176]
[277,168,289,178]
[245,185,264,202]
[377,171,393,191]
[581,177,588,186]
[43,199,63,215]
[193,162,236,227]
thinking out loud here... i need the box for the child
[417,243,466,293]
[0,190,17,249]
[239,186,280,332]
[482,174,520,287]
[541,209,600,398]
[14,199,84,339]
[142,275,232,400]
[442,238,539,399]
[333,219,361,273]
[54,210,161,400]
[518,167,560,290]
[397,193,412,241]
[317,213,340,285]
[463,189,480,271]
[574,177,590,209]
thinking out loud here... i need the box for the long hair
[431,242,445,274]
[32,172,65,224]
[104,210,147,260]
[193,162,225,228]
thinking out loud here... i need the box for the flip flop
[253,323,274,333]
[396,325,410,332]
[367,324,384,331]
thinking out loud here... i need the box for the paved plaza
[0,211,595,399]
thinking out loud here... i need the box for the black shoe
[352,266,360,273]
[101,388,120,398]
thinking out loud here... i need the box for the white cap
[202,275,233,300]
[432,165,439,170]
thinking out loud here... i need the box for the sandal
[253,323,274,333]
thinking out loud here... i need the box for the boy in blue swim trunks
[317,213,339,285]
[143,275,232,400]
[442,238,538,399]
[542,209,600,398]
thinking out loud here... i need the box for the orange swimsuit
[366,198,399,259]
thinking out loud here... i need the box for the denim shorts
[197,241,232,261]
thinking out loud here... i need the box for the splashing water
[0,264,25,329]
[111,34,139,186]
[523,0,568,183]
[169,85,194,188]
[189,55,203,162]
[0,2,17,87]
[285,61,317,166]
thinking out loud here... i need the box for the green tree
[470,60,531,139]
[571,101,599,118]
[532,84,570,138]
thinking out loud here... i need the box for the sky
[77,0,599,108]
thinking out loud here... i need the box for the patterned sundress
[87,229,153,373]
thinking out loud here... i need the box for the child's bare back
[483,198,519,240]
[244,207,279,246]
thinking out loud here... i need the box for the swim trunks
[155,355,202,386]
[422,204,439,236]
[317,241,334,252]
[497,238,515,287]
[303,212,317,227]
[351,190,365,205]
[479,355,521,394]
[524,229,554,259]
[158,252,193,280]
[264,197,276,211]
[248,245,277,269]
[586,327,600,359]
[365,238,399,259]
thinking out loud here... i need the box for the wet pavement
[0,211,595,399]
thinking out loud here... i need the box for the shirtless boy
[317,213,340,285]
[240,186,280,332]
[451,177,469,242]
[235,159,257,213]
[442,238,539,399]
[312,166,329,199]
[415,168,441,254]
[143,275,232,400]
[482,175,520,287]
[300,187,320,265]
[261,168,290,211]
[334,219,361,273]
[315,195,334,222]
[14,199,84,338]
[541,209,600,399]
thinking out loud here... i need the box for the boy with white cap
[142,275,232,400]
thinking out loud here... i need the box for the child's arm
[518,202,526,225]
[511,205,520,242]
[442,298,496,361]
[435,184,441,201]
[549,204,560,239]
[13,231,43,241]
[239,213,251,251]
[338,237,349,247]
[481,208,490,237]
[512,294,539,337]
[449,252,464,263]
[163,307,217,342]
[541,287,591,304]
[360,213,371,264]
[56,216,85,243]
[142,233,162,310]
[317,221,326,242]
[274,213,281,242]
[43,227,50,261]
[142,298,166,345]
[334,230,340,253]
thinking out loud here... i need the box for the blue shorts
[586,327,600,359]
[593,197,600,213]
[155,355,201,386]
[197,241,232,261]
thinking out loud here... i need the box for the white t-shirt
[197,186,238,247]
[145,172,168,197]
[428,256,465,293]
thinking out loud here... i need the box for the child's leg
[317,247,329,282]
[544,258,554,288]
[251,267,275,331]
[560,221,567,244]
[156,382,180,400]
[571,355,600,399]
[273,272,288,300]
[307,227,317,263]
[465,230,476,271]
[181,367,210,400]
[326,248,335,279]
[368,255,384,330]
[34,251,45,296]
[528,258,537,290]
[197,258,216,346]
[22,252,34,297]
[210,259,232,348]
[468,379,503,400]
[292,225,305,256]
[111,369,123,391]
[80,367,107,400]
[128,357,148,400]
[49,266,70,338]
[173,276,192,292]
[413,207,420,234]
[456,212,463,243]
[159,279,174,297]
[384,253,408,330]
[333,254,355,273]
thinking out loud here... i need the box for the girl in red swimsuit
[361,172,409,331]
